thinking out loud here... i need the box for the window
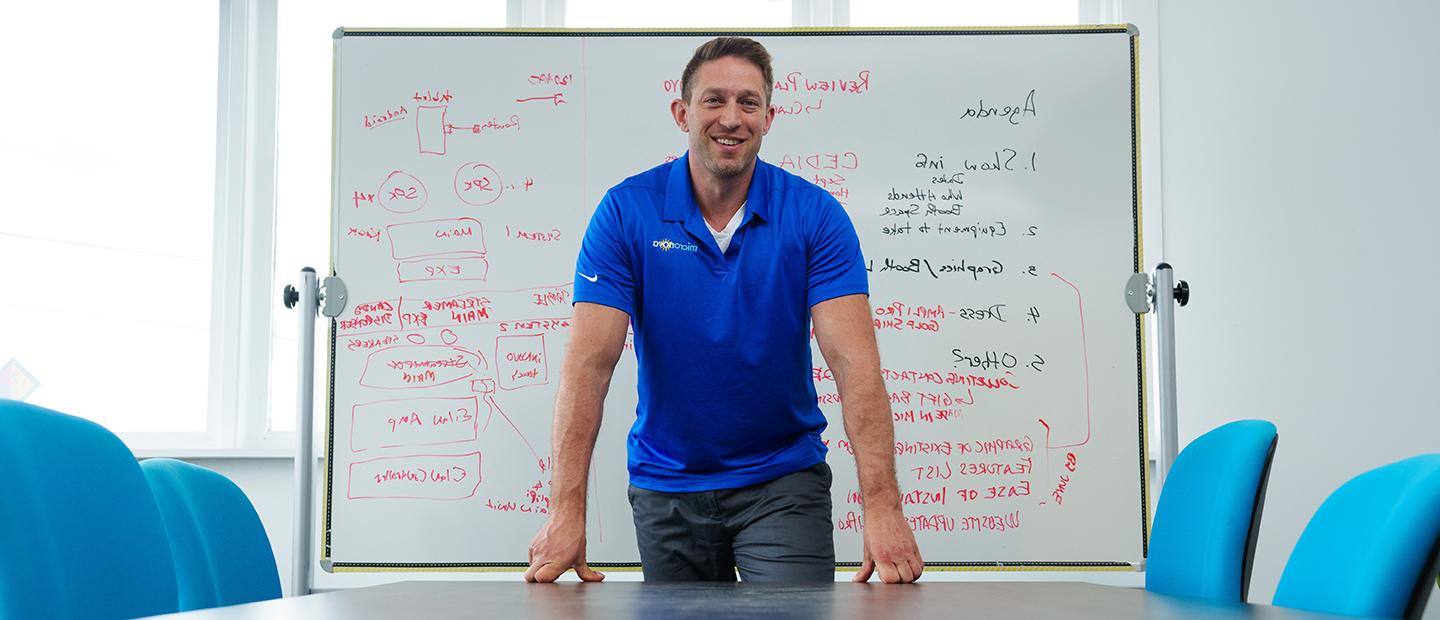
[0,1,219,435]
[849,0,1079,27]
[565,0,789,28]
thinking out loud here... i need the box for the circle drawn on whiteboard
[440,329,459,346]
[378,171,428,214]
[407,334,426,345]
[454,162,504,206]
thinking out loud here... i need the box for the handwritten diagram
[333,69,579,525]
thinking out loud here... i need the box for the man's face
[672,56,775,182]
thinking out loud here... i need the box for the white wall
[1157,0,1440,610]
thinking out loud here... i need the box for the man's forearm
[548,369,610,520]
[839,371,904,518]
[543,303,629,523]
[812,295,906,520]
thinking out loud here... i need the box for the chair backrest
[141,458,283,611]
[1146,419,1278,602]
[1273,454,1440,619]
[0,399,179,618]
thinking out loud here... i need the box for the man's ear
[762,101,775,135]
[670,98,689,132]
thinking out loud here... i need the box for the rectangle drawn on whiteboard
[350,396,481,452]
[416,105,448,155]
[397,256,491,283]
[388,217,487,260]
[495,334,548,390]
[348,452,482,500]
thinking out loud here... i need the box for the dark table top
[150,580,1353,619]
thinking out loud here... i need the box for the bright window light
[566,0,789,28]
[850,0,1079,27]
[0,0,218,432]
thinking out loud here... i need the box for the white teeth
[716,138,740,146]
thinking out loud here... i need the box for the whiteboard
[323,28,1147,571]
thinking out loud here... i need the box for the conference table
[151,581,1352,619]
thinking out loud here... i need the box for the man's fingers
[577,563,606,582]
[877,561,900,584]
[908,557,924,582]
[527,561,602,584]
[533,562,568,583]
[853,558,875,583]
[897,560,915,584]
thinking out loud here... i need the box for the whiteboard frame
[319,25,1149,573]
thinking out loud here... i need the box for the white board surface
[324,28,1147,570]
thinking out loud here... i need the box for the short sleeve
[573,192,637,316]
[805,193,869,308]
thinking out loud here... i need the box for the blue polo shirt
[574,153,868,492]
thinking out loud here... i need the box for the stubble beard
[696,137,759,180]
[705,156,747,179]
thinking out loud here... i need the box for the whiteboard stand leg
[282,270,346,597]
[1153,264,1182,490]
[283,268,318,597]
[1126,264,1190,495]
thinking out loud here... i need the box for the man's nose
[719,103,742,128]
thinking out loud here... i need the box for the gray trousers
[627,462,836,582]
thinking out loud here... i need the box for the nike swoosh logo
[578,272,599,283]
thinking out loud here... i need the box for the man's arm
[812,293,924,584]
[524,302,631,583]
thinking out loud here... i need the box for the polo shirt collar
[663,152,771,224]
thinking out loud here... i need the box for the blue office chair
[1273,454,1440,619]
[141,458,282,611]
[0,399,179,618]
[1146,419,1278,602]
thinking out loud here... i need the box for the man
[524,37,922,584]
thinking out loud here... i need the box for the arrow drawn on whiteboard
[515,93,566,106]
[1043,272,1092,450]
[480,391,544,474]
[469,379,498,433]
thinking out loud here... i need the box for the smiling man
[525,37,923,584]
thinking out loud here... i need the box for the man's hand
[853,510,923,584]
[524,515,605,583]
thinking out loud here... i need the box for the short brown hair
[680,37,773,105]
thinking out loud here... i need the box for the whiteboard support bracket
[1126,264,1189,494]
[282,269,347,597]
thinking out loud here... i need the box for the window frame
[124,0,278,453]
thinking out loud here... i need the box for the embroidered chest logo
[652,238,699,253]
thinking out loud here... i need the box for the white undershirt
[707,203,746,253]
